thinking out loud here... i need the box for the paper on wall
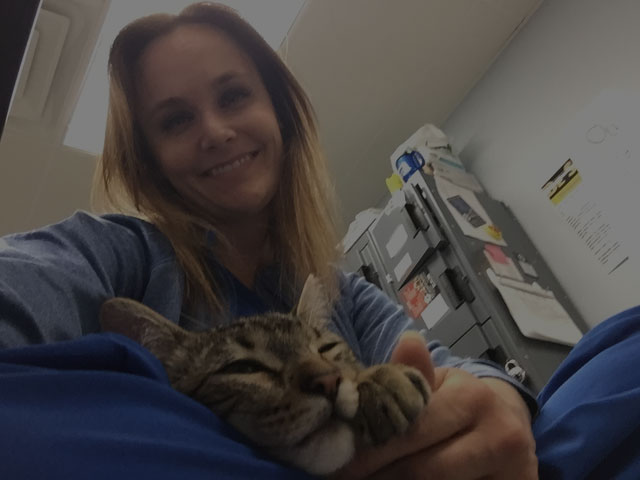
[435,176,507,246]
[486,269,583,346]
[541,158,628,275]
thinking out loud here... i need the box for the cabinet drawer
[450,324,491,359]
[426,301,476,348]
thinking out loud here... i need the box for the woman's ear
[100,297,188,361]
[295,274,332,329]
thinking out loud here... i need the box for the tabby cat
[100,275,429,475]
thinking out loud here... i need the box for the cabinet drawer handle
[505,359,526,383]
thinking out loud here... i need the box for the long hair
[94,2,341,314]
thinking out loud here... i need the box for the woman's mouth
[202,150,259,177]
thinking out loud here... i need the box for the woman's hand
[332,334,538,479]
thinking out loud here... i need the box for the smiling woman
[136,25,284,225]
[100,3,341,309]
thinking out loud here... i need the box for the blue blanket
[0,333,310,479]
[534,305,640,479]
[3,306,640,479]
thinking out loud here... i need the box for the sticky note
[485,244,508,264]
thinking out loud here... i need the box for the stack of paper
[486,269,583,346]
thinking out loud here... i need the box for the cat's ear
[295,274,332,329]
[100,297,188,360]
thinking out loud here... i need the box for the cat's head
[100,275,361,475]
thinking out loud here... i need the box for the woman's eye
[218,87,251,108]
[161,112,192,132]
[218,359,269,375]
[318,342,339,354]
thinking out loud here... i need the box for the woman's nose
[199,111,236,150]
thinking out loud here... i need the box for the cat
[99,275,430,476]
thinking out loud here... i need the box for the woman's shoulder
[72,210,158,235]
[3,210,175,265]
[4,210,156,236]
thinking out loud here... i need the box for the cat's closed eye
[217,359,274,375]
[318,342,340,353]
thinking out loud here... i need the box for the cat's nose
[301,372,342,401]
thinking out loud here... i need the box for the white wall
[0,129,96,236]
[443,0,640,328]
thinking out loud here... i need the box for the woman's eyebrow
[212,70,250,87]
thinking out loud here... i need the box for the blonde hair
[95,2,341,313]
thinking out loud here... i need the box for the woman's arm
[333,333,538,479]
[0,212,169,348]
[337,271,536,411]
[332,272,539,478]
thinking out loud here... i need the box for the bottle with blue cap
[394,149,425,182]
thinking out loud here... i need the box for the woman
[0,3,537,478]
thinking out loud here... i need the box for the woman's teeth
[205,152,256,176]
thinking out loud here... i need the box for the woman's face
[136,24,284,223]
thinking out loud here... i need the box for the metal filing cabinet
[343,171,588,393]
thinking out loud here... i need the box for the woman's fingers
[331,367,479,479]
[368,371,538,480]
[366,429,495,480]
[335,334,537,479]
[333,368,538,480]
[368,425,537,480]
[390,331,436,389]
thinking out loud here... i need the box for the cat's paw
[353,364,430,445]
[335,378,359,419]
